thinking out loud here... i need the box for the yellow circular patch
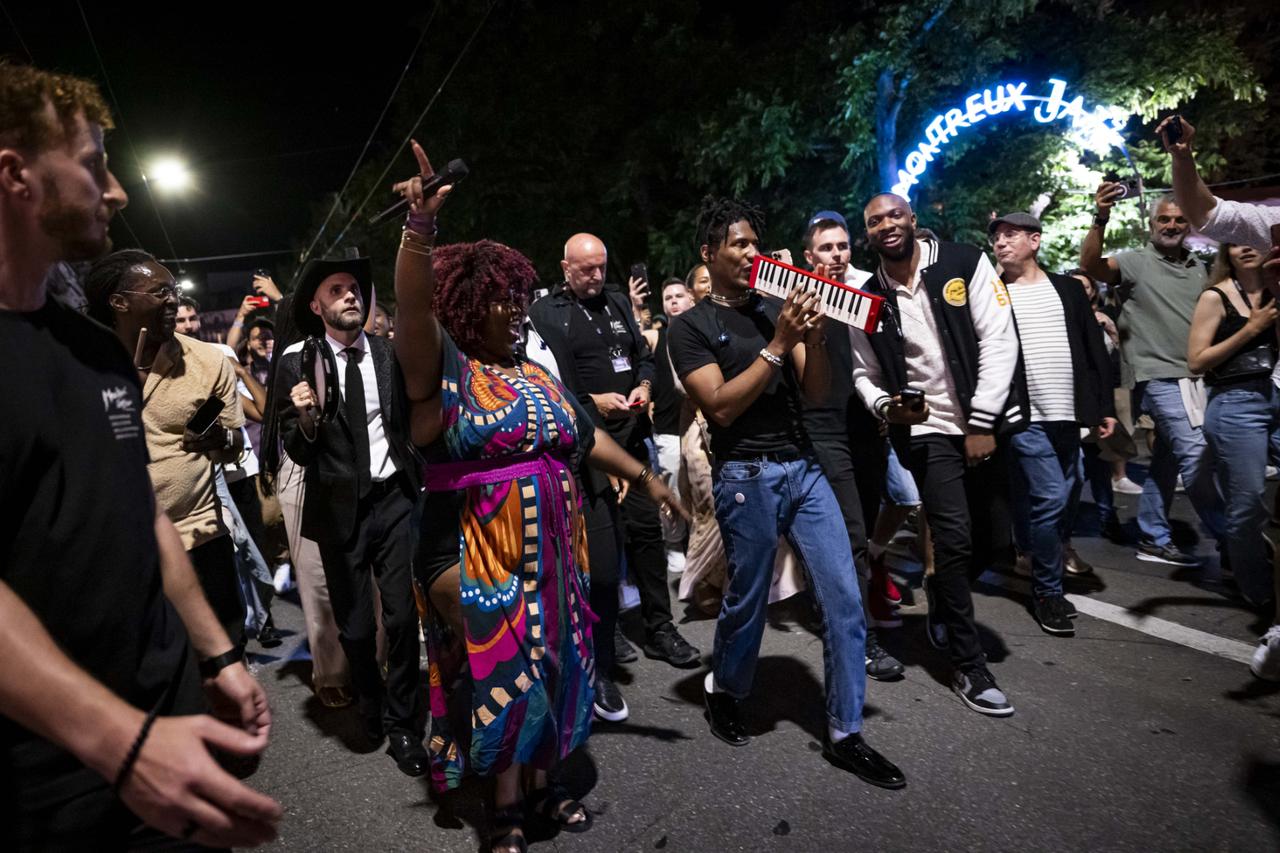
[943,277,967,307]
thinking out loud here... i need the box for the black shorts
[415,489,462,589]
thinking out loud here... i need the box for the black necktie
[343,347,371,497]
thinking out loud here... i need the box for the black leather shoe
[822,733,906,789]
[644,625,701,669]
[703,689,749,747]
[386,730,429,777]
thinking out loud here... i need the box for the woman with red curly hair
[392,142,686,853]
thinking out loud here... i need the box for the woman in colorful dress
[392,142,687,853]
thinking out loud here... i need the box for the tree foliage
[295,0,1274,305]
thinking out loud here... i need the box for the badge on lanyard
[609,344,631,373]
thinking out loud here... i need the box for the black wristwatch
[199,645,244,679]
[1093,212,1110,227]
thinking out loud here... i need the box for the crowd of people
[4,60,1279,853]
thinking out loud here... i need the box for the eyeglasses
[119,285,180,302]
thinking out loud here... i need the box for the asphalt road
[244,477,1280,852]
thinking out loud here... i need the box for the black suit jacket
[274,333,419,545]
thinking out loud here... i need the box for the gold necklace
[708,290,751,307]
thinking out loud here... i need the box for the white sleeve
[523,321,562,381]
[850,325,892,418]
[964,255,1019,432]
[1199,197,1280,252]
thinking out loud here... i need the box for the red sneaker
[869,551,903,605]
[866,581,902,629]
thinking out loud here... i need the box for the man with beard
[1081,190,1226,568]
[668,196,905,788]
[0,62,280,849]
[275,258,427,776]
[86,251,249,650]
[800,210,906,680]
[850,193,1023,717]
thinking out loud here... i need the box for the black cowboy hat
[291,256,373,338]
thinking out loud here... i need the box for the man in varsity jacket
[850,193,1024,717]
[989,213,1116,637]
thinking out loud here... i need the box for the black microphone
[368,158,469,225]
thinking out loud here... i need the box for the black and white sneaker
[593,677,629,722]
[865,631,905,681]
[1033,595,1075,636]
[952,665,1014,717]
[1136,541,1200,568]
[1062,595,1078,620]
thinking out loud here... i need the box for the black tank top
[652,327,681,435]
[1205,283,1276,386]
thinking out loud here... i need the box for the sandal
[526,783,593,833]
[487,805,527,853]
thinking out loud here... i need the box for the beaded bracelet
[114,706,160,794]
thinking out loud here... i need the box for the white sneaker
[1112,476,1143,495]
[272,562,295,594]
[1250,625,1280,681]
[1267,465,1279,481]
[1175,475,1185,493]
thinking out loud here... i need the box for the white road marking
[975,570,1257,666]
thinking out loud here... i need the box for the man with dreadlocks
[667,196,906,789]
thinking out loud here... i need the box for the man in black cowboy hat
[274,257,426,776]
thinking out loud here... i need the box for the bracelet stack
[400,227,435,258]
[758,348,784,368]
[634,466,655,487]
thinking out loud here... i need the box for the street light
[146,157,192,194]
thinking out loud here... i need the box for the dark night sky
[2,2,433,272]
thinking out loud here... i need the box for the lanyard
[1231,277,1273,311]
[573,295,624,353]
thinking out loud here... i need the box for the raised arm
[392,140,453,442]
[1159,116,1217,231]
[678,287,819,427]
[1080,182,1124,286]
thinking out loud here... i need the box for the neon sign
[891,78,1129,198]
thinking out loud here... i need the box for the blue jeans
[1081,443,1115,526]
[1204,379,1279,606]
[1136,379,1226,547]
[885,443,921,506]
[711,455,866,732]
[1008,423,1081,598]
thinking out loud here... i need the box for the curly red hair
[432,240,538,357]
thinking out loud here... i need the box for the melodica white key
[748,254,884,334]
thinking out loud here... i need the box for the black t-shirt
[651,327,681,436]
[667,296,808,458]
[567,293,635,398]
[0,301,191,802]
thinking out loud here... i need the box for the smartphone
[1164,114,1183,145]
[899,387,926,412]
[1270,223,1280,250]
[1103,170,1140,201]
[246,296,271,309]
[628,398,647,410]
[186,396,225,436]
[629,262,648,285]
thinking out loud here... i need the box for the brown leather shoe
[317,685,354,708]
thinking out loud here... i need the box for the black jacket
[1010,272,1116,427]
[274,334,419,544]
[857,240,1028,456]
[526,282,655,430]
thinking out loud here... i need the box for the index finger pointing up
[410,139,434,177]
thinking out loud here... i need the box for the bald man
[527,233,699,722]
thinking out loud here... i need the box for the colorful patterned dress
[418,334,595,792]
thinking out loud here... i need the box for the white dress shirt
[326,331,397,482]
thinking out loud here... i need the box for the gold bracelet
[634,466,655,486]
[401,228,436,246]
[399,242,433,257]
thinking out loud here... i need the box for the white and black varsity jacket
[850,238,1026,450]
